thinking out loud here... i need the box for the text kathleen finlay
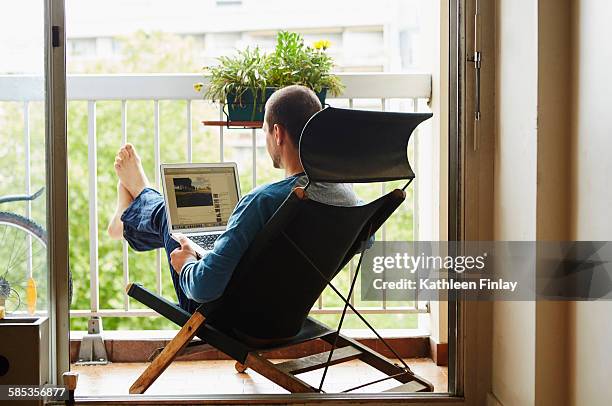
[372,278,518,292]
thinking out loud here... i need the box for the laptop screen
[163,165,240,231]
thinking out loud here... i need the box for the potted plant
[196,31,344,122]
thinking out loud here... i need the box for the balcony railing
[0,72,432,323]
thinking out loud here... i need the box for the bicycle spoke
[4,243,46,284]
[4,226,20,275]
[5,234,43,275]
[6,230,29,275]
[15,229,34,273]
[8,225,30,275]
[0,226,11,280]
[0,224,8,253]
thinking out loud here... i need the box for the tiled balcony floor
[72,358,447,396]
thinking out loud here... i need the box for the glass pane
[0,0,53,385]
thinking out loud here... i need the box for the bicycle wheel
[0,211,73,313]
[0,289,21,314]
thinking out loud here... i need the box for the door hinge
[52,26,60,48]
[467,2,481,151]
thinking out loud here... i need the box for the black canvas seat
[128,283,332,363]
[126,106,433,394]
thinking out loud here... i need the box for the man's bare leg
[114,143,150,198]
[107,143,151,240]
[107,182,133,240]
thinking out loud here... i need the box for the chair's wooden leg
[148,341,215,362]
[244,353,317,393]
[234,361,248,373]
[129,311,206,394]
[62,371,79,406]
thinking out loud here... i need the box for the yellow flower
[313,39,331,51]
[193,82,204,93]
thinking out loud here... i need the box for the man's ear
[273,124,285,146]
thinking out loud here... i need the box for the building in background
[63,0,428,73]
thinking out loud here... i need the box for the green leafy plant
[198,46,271,107]
[197,31,344,108]
[267,31,343,95]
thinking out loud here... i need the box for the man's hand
[170,234,198,274]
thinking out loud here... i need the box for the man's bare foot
[114,143,150,198]
[107,182,133,240]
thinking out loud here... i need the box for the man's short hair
[264,85,322,146]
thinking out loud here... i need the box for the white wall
[492,1,612,406]
[569,1,612,405]
[492,0,538,404]
[416,0,448,345]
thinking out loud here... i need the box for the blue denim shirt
[179,174,361,303]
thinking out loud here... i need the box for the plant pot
[225,87,328,122]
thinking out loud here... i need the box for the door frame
[45,0,70,384]
[50,0,497,402]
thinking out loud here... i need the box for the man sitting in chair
[107,85,360,313]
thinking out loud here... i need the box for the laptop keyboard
[190,234,220,251]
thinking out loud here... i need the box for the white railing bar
[121,100,130,311]
[219,105,224,162]
[69,306,426,318]
[412,98,421,308]
[121,101,128,143]
[87,101,100,313]
[0,73,432,102]
[412,98,419,242]
[0,75,44,101]
[381,98,387,310]
[336,73,431,99]
[252,128,257,187]
[311,307,427,315]
[380,97,387,231]
[348,97,355,307]
[70,309,162,318]
[154,100,161,185]
[154,100,162,295]
[23,101,33,279]
[349,260,355,307]
[186,100,193,163]
[122,245,130,310]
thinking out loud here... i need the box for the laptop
[161,162,241,257]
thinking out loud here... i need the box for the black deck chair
[126,106,433,394]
